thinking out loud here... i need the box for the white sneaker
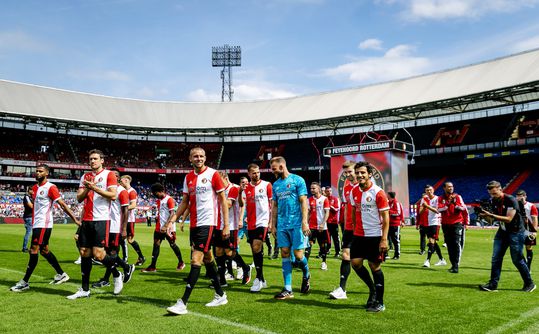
[231,261,238,270]
[50,272,70,285]
[167,299,188,315]
[10,280,29,292]
[74,256,81,265]
[113,272,124,295]
[236,267,244,280]
[435,259,447,266]
[67,288,90,299]
[225,273,235,281]
[205,292,228,307]
[423,259,430,268]
[250,278,267,292]
[321,262,328,271]
[329,287,347,299]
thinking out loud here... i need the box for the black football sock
[233,253,249,270]
[353,265,375,292]
[130,240,144,259]
[42,251,63,274]
[170,243,183,263]
[81,257,92,291]
[150,244,160,268]
[205,261,224,296]
[372,269,384,305]
[23,253,39,282]
[253,251,264,281]
[427,243,434,261]
[226,257,234,276]
[527,249,533,269]
[181,264,201,304]
[434,243,444,260]
[103,266,114,280]
[216,255,227,283]
[339,259,351,290]
[121,239,128,261]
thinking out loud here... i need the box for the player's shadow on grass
[407,281,479,289]
[0,279,73,297]
[256,295,363,309]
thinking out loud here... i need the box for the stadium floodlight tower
[212,44,241,102]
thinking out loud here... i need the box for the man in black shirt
[478,181,535,292]
[22,187,34,252]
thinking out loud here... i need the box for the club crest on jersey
[98,177,103,182]
[40,190,45,195]
[259,189,264,193]
[201,178,208,184]
[366,196,373,202]
[287,184,291,188]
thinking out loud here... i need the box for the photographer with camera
[438,182,467,273]
[515,189,538,270]
[478,181,535,292]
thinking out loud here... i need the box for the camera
[474,199,493,215]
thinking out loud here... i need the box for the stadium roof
[1,48,539,139]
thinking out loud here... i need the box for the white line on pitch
[486,306,539,334]
[1,267,278,334]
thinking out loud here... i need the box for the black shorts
[426,225,440,240]
[310,229,330,246]
[108,232,121,248]
[247,227,268,243]
[153,230,176,243]
[31,228,52,246]
[127,222,135,237]
[78,220,109,248]
[341,229,354,249]
[190,226,214,252]
[350,236,384,263]
[213,229,232,249]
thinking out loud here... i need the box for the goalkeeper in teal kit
[270,156,311,299]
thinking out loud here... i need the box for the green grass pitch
[1,224,539,334]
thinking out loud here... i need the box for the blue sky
[1,0,539,102]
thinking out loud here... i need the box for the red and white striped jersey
[420,195,441,226]
[388,199,404,227]
[219,183,240,231]
[523,201,539,224]
[243,180,272,230]
[110,185,129,233]
[156,194,175,232]
[31,182,61,229]
[341,182,358,231]
[308,195,330,230]
[327,195,340,224]
[350,183,389,237]
[126,187,137,222]
[79,169,117,221]
[183,166,225,228]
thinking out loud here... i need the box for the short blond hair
[342,160,355,169]
[269,156,286,165]
[121,175,132,182]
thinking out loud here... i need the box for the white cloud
[510,35,539,53]
[323,44,430,83]
[358,38,383,50]
[186,82,297,102]
[383,0,539,21]
[0,31,49,52]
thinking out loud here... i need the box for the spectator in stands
[387,192,404,260]
[479,181,535,292]
[21,187,34,252]
[438,182,467,273]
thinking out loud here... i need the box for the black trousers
[327,224,341,255]
[442,223,464,269]
[419,226,427,252]
[388,226,401,257]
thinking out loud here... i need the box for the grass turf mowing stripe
[1,267,279,334]
[486,306,539,334]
